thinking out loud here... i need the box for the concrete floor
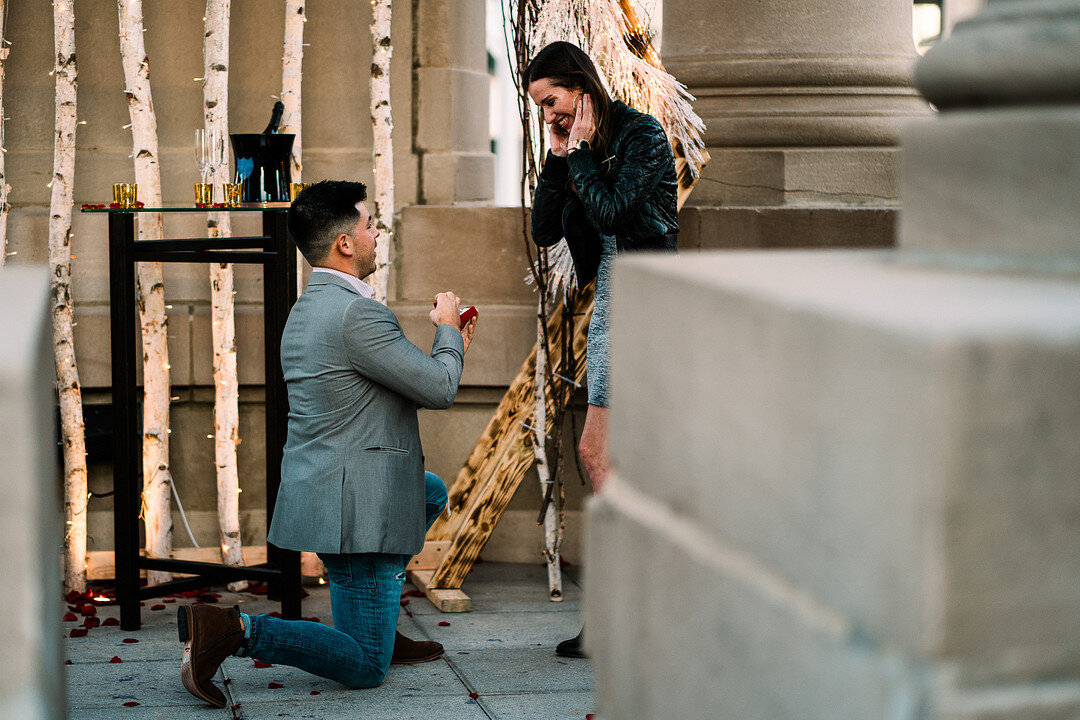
[63,562,595,719]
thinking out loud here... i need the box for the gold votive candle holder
[289,182,310,201]
[117,183,138,208]
[194,183,213,206]
[222,183,242,207]
[112,183,125,205]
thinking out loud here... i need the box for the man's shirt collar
[311,267,375,299]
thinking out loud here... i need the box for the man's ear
[335,233,353,257]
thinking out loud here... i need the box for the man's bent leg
[424,471,448,531]
[320,552,407,684]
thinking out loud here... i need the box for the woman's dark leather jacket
[531,100,679,285]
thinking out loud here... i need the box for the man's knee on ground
[339,664,388,689]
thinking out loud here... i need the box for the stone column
[664,0,930,251]
[942,0,986,37]
[587,2,1080,718]
[413,0,495,203]
[0,269,66,719]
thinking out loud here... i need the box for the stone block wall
[587,253,1080,719]
[0,270,66,719]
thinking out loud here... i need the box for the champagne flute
[194,129,211,185]
[207,129,226,182]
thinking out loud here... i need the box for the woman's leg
[579,403,610,493]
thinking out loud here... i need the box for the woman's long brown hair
[524,41,614,169]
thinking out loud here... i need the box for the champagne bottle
[262,101,285,134]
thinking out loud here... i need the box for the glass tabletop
[80,203,291,213]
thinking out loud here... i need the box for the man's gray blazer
[267,272,464,555]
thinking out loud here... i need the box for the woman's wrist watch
[569,139,590,154]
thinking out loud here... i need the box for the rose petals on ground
[310,691,320,696]
[469,692,479,700]
[267,682,283,689]
[403,589,424,597]
[110,656,123,663]
[64,660,72,665]
[301,616,321,623]
[586,714,596,719]
[63,612,78,622]
[83,617,101,629]
[150,604,165,611]
[103,617,119,626]
[438,621,450,627]
[163,598,176,603]
[253,660,272,668]
[122,701,140,707]
[122,638,139,644]
[79,605,97,616]
[69,629,87,638]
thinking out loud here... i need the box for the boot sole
[177,606,227,709]
[390,648,444,665]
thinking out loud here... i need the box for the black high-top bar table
[84,205,301,630]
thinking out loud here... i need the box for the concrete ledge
[679,205,896,250]
[607,250,1080,683]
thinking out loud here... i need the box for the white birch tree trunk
[51,0,89,595]
[534,300,563,600]
[280,0,306,298]
[281,1,322,580]
[118,0,172,585]
[369,0,393,303]
[203,0,244,589]
[0,0,10,267]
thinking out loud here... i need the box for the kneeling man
[177,180,477,707]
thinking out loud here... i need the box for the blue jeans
[238,472,447,688]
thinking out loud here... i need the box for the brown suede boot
[178,604,245,708]
[391,631,444,664]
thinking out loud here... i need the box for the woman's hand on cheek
[567,94,596,147]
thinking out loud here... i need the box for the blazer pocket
[363,445,409,455]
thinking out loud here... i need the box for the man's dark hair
[287,180,368,264]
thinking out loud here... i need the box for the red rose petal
[69,628,88,638]
[63,612,78,622]
[122,638,139,644]
[103,617,119,626]
[469,692,479,700]
[163,598,176,603]
[404,589,425,597]
[310,691,320,696]
[438,621,450,627]
[150,604,165,611]
[79,605,97,617]
[268,611,282,618]
[110,656,123,663]
[253,660,272,668]
[64,659,72,665]
[83,617,101,628]
[267,682,283,689]
[123,701,140,707]
[399,599,410,606]
[586,715,595,719]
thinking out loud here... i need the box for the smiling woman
[523,40,680,659]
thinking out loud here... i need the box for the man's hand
[460,315,476,354]
[430,292,462,327]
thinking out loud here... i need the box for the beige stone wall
[3,1,579,566]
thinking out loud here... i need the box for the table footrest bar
[138,557,285,582]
